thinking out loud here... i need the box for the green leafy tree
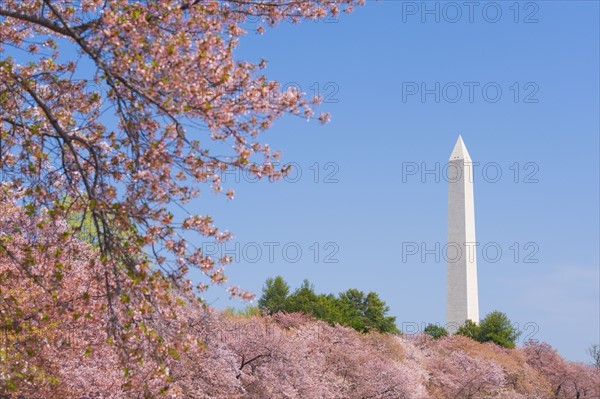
[456,319,481,341]
[284,280,341,324]
[424,324,448,339]
[282,279,316,313]
[257,277,398,334]
[478,311,521,349]
[337,289,399,334]
[456,311,521,349]
[258,276,290,315]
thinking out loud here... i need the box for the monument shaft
[447,136,479,329]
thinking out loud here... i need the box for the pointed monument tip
[449,135,472,161]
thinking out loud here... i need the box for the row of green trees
[424,311,522,349]
[258,276,522,349]
[257,276,399,333]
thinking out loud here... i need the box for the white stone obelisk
[446,135,479,331]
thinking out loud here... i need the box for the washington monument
[447,136,479,330]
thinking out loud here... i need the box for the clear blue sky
[195,1,599,363]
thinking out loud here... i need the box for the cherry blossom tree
[426,336,505,399]
[0,0,363,389]
[522,340,600,399]
[0,195,206,397]
[196,311,428,399]
[0,195,104,395]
